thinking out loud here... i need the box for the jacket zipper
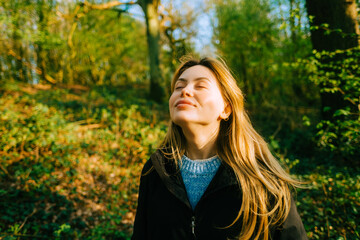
[191,215,196,239]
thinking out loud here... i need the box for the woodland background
[0,0,359,239]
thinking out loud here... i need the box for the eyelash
[175,84,207,90]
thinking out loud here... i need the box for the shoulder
[271,194,308,239]
[140,149,166,177]
[141,159,154,175]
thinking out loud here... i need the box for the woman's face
[169,65,229,129]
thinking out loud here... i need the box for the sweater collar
[181,155,221,174]
[150,149,239,210]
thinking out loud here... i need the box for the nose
[181,86,193,97]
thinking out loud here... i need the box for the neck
[181,124,219,160]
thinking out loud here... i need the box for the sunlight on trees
[0,0,359,239]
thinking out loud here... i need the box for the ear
[220,103,232,119]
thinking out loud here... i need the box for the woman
[132,56,308,240]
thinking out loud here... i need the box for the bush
[0,83,167,239]
[303,47,360,160]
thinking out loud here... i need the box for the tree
[159,1,197,72]
[305,0,360,159]
[35,0,57,84]
[159,1,197,94]
[70,3,147,86]
[305,0,360,120]
[138,0,165,102]
[79,0,165,102]
[213,0,278,96]
[1,0,32,83]
[0,0,149,86]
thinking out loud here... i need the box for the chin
[172,116,195,127]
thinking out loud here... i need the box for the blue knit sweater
[180,155,221,210]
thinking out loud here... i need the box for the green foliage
[302,48,360,159]
[297,165,360,239]
[214,0,279,95]
[0,0,148,85]
[1,75,359,239]
[0,102,67,152]
[54,224,71,237]
[0,82,167,239]
[212,3,360,238]
[1,0,359,239]
[73,10,148,85]
[213,0,316,142]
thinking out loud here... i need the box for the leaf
[323,106,331,112]
[333,109,350,117]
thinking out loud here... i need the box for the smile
[175,100,195,107]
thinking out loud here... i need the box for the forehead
[177,65,217,82]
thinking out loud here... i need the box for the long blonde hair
[160,56,301,239]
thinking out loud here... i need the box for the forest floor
[0,82,358,239]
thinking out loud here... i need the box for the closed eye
[195,83,209,89]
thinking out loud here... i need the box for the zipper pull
[191,216,196,236]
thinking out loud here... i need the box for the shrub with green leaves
[297,166,360,239]
[302,47,360,160]
[0,83,167,239]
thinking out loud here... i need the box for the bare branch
[18,208,38,232]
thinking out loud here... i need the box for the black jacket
[132,150,308,240]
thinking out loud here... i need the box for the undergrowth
[0,81,358,239]
[0,82,167,239]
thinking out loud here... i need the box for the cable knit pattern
[180,155,221,210]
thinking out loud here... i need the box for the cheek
[202,92,225,107]
[169,93,176,111]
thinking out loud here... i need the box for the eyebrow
[177,77,211,83]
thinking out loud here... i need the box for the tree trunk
[306,0,359,51]
[305,0,360,120]
[36,0,49,84]
[12,19,27,82]
[139,0,165,103]
[289,0,296,44]
[77,0,165,101]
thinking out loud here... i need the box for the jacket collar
[150,149,239,210]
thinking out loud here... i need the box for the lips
[175,99,195,107]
